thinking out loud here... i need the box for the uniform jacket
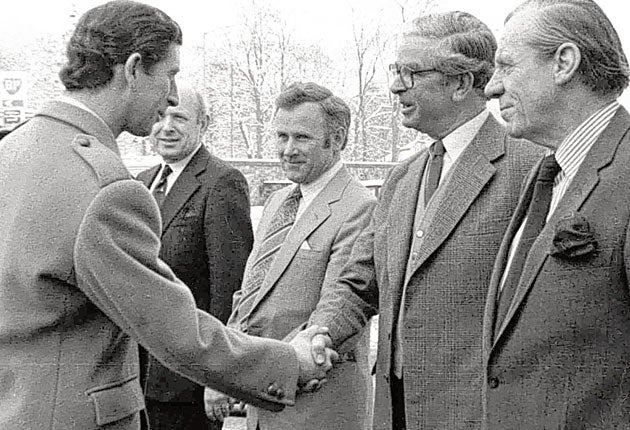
[137,148,254,403]
[310,115,543,429]
[482,107,630,429]
[0,101,298,430]
[228,166,376,430]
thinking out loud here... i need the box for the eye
[277,133,288,141]
[296,134,310,141]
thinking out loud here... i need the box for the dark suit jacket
[229,166,376,430]
[482,107,630,429]
[310,115,544,429]
[137,148,254,403]
[0,101,299,430]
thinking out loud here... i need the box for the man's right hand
[289,325,338,387]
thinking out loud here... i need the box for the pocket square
[299,240,312,250]
[550,212,597,259]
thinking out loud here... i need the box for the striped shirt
[498,100,620,293]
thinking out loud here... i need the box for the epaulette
[72,133,131,188]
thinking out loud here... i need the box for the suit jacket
[137,148,254,403]
[0,101,299,430]
[482,107,630,429]
[310,115,544,429]
[228,166,376,430]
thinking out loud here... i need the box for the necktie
[236,186,302,323]
[424,140,445,205]
[494,155,561,332]
[152,165,172,208]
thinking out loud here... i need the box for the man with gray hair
[482,0,630,427]
[137,83,254,430]
[306,11,543,429]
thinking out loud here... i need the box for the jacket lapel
[494,107,630,343]
[407,117,503,279]
[246,167,351,315]
[386,153,427,300]
[138,165,160,188]
[160,148,209,231]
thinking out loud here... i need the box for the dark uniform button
[77,137,90,147]
[488,377,499,389]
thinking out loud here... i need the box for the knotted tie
[237,186,302,320]
[424,140,445,205]
[494,155,561,332]
[152,165,172,208]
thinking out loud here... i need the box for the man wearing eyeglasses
[306,11,543,429]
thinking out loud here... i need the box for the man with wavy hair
[307,11,543,429]
[0,2,334,429]
[482,1,630,427]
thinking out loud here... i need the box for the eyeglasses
[388,64,439,90]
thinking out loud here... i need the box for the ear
[199,114,210,136]
[553,42,581,86]
[451,71,475,103]
[329,127,346,151]
[123,52,143,89]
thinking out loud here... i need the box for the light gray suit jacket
[310,115,543,429]
[0,101,299,430]
[228,166,376,430]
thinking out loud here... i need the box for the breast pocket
[86,375,145,426]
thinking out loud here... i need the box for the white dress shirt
[294,160,343,221]
[149,143,203,195]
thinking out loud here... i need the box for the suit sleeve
[205,169,254,324]
[73,178,299,409]
[308,172,400,348]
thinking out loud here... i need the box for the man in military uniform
[0,2,334,429]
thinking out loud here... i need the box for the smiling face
[126,43,181,137]
[390,34,457,139]
[151,85,206,164]
[484,8,557,144]
[273,102,339,185]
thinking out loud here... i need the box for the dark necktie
[494,155,561,332]
[152,165,172,208]
[425,140,445,205]
[236,186,302,322]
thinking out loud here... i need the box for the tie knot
[537,154,560,183]
[288,185,302,201]
[162,165,173,177]
[430,140,445,157]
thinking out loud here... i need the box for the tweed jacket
[0,101,299,430]
[310,115,544,429]
[228,166,376,430]
[137,148,254,404]
[482,107,630,429]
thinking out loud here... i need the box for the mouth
[399,101,415,115]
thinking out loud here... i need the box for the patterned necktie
[237,186,302,321]
[152,165,172,208]
[494,154,561,332]
[424,140,445,205]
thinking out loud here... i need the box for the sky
[2,0,630,103]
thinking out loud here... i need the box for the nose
[484,71,503,99]
[278,136,299,157]
[390,75,405,94]
[167,78,179,107]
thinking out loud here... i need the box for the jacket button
[240,322,248,333]
[267,383,278,396]
[488,377,499,389]
[77,137,90,147]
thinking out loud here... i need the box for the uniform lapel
[406,117,503,279]
[160,148,209,232]
[493,107,630,343]
[246,167,351,315]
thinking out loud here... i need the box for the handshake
[205,325,335,422]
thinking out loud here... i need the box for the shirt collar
[164,143,203,176]
[552,100,620,175]
[441,109,489,159]
[299,160,343,202]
